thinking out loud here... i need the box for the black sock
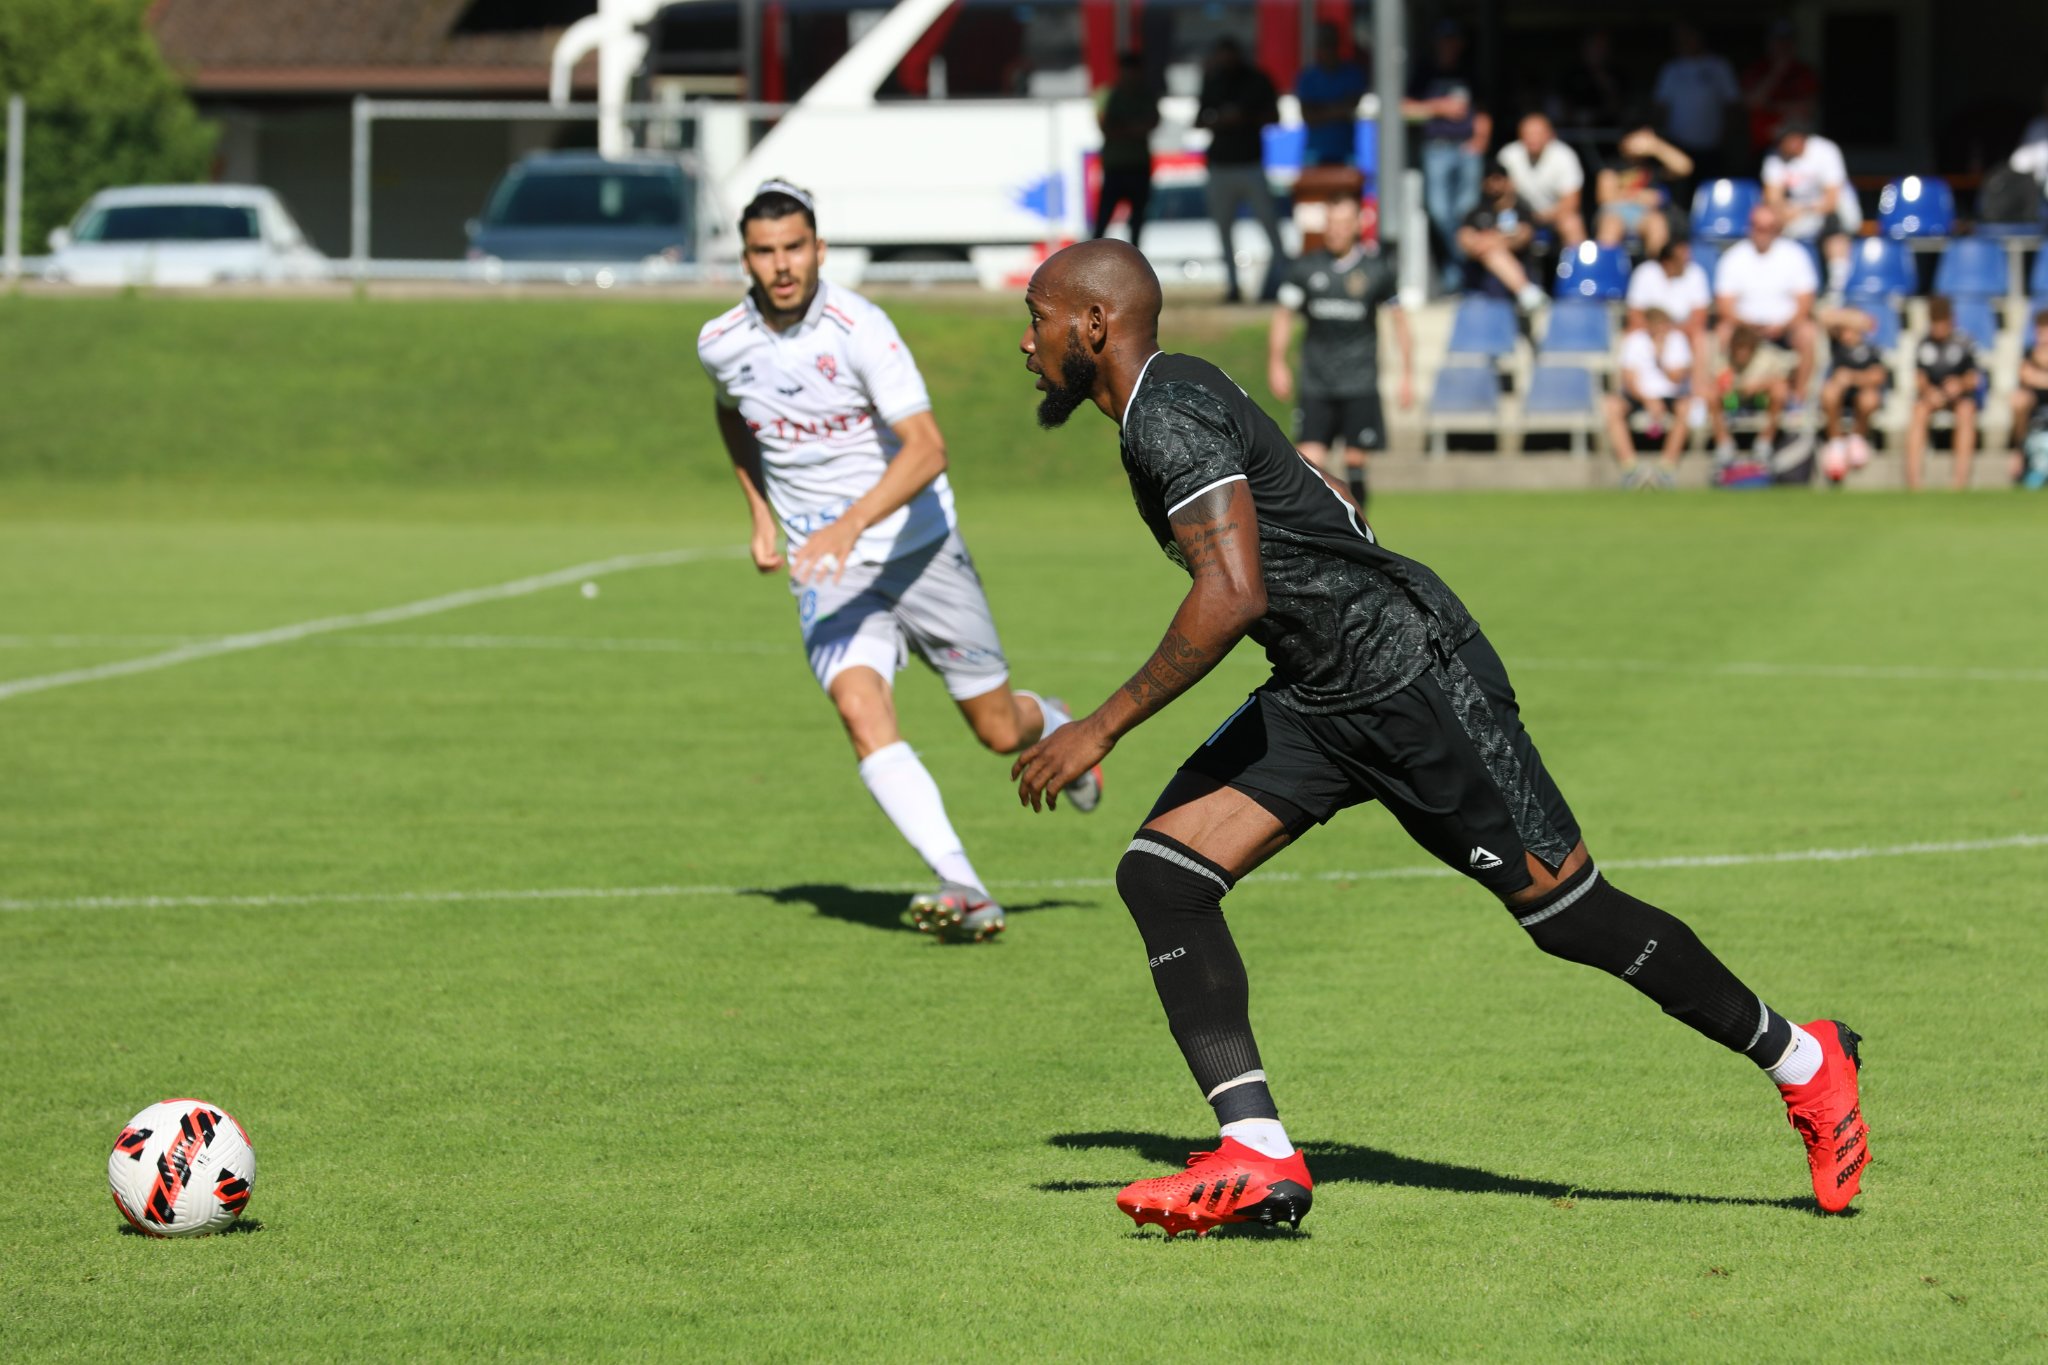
[1346,466,1368,512]
[1514,863,1790,1063]
[1115,832,1277,1122]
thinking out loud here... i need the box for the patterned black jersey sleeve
[1120,353,1478,712]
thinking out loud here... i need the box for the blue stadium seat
[1951,297,1998,352]
[1932,237,2010,299]
[1553,241,1630,300]
[1524,365,1597,415]
[1877,176,1956,239]
[1852,303,1901,352]
[1842,236,1914,301]
[1446,296,1518,359]
[1539,299,1611,357]
[1690,239,1723,287]
[1691,178,1761,241]
[2029,247,2048,300]
[1428,365,1500,414]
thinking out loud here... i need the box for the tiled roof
[149,0,593,91]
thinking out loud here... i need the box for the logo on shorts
[1468,846,1504,871]
[816,353,838,381]
[799,589,819,624]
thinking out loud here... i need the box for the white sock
[1766,1024,1824,1087]
[1219,1118,1294,1160]
[857,741,984,893]
[1015,689,1069,742]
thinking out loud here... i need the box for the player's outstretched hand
[790,520,860,584]
[750,525,786,574]
[1012,717,1112,812]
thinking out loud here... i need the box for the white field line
[12,631,2044,686]
[3,832,2042,915]
[0,547,741,703]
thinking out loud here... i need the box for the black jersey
[1119,352,1478,713]
[1829,336,1882,374]
[1917,333,1979,384]
[1280,245,1399,398]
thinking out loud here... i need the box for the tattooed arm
[1012,480,1265,810]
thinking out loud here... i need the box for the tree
[0,0,216,250]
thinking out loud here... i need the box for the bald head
[1030,239,1163,339]
[1020,239,1165,428]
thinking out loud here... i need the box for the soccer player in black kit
[1267,195,1412,513]
[1011,240,1869,1236]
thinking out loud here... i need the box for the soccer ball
[108,1099,256,1237]
[1820,438,1850,483]
[1845,434,1873,470]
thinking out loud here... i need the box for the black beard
[1035,331,1098,429]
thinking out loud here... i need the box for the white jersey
[697,280,955,566]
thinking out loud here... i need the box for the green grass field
[2,295,2044,1361]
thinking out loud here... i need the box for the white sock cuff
[857,740,917,779]
[1014,689,1069,736]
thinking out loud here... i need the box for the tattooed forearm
[1121,629,1225,711]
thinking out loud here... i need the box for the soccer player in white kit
[699,182,1101,942]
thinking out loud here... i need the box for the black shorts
[1173,631,1581,897]
[1294,393,1386,451]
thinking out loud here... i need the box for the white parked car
[44,185,328,287]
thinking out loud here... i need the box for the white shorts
[791,529,1010,701]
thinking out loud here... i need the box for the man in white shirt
[1714,204,1819,396]
[1605,307,1693,486]
[1497,113,1586,246]
[1626,237,1713,402]
[699,181,1101,943]
[1762,121,1858,293]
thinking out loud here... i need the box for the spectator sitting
[1904,296,1982,492]
[1715,204,1819,400]
[1499,113,1586,247]
[1555,28,1631,132]
[1197,37,1286,303]
[1762,121,1857,296]
[1605,306,1693,487]
[1653,23,1739,191]
[1818,306,1889,476]
[1297,23,1367,168]
[1456,160,1549,314]
[1741,19,1820,156]
[1092,51,1161,248]
[1626,236,1713,404]
[2009,308,2048,486]
[1710,323,1795,458]
[1403,20,1490,295]
[1596,126,1694,259]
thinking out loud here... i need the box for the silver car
[45,185,328,287]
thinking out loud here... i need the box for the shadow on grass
[116,1218,264,1237]
[745,884,1088,935]
[1044,1131,1825,1214]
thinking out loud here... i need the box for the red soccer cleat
[1779,1019,1869,1213]
[1114,1138,1313,1238]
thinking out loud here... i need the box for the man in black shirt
[1905,295,1982,491]
[1093,51,1160,248]
[1267,195,1412,512]
[1457,161,1550,313]
[1196,37,1285,303]
[1012,239,1869,1235]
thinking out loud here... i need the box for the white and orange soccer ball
[1821,438,1851,482]
[108,1099,256,1237]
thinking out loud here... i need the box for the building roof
[149,0,597,95]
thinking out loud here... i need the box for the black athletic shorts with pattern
[1177,630,1581,898]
